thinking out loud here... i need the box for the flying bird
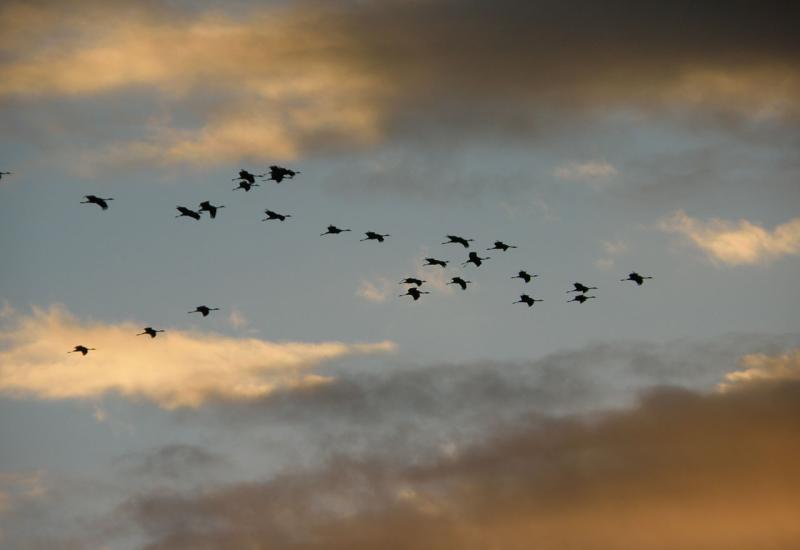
[176,206,201,220]
[448,277,471,290]
[137,327,165,338]
[442,235,474,248]
[512,270,537,283]
[262,209,291,222]
[399,287,430,301]
[0,171,12,179]
[567,282,597,294]
[81,195,114,210]
[266,165,300,183]
[424,257,448,268]
[233,169,262,184]
[514,294,543,307]
[360,231,389,242]
[188,305,220,317]
[69,345,95,356]
[568,294,596,304]
[198,201,225,219]
[621,272,653,286]
[321,225,351,236]
[399,277,426,287]
[488,241,517,251]
[462,251,490,267]
[233,180,259,192]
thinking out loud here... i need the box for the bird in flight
[233,169,262,184]
[488,241,517,251]
[448,277,471,290]
[81,195,114,210]
[176,206,201,220]
[512,270,537,283]
[360,231,390,242]
[137,327,165,338]
[399,277,426,287]
[568,294,596,304]
[399,287,430,301]
[198,201,224,219]
[442,235,474,248]
[188,305,220,317]
[263,209,291,222]
[621,272,653,286]
[424,257,448,268]
[567,282,597,294]
[514,294,543,307]
[233,180,259,192]
[0,171,11,180]
[266,165,300,183]
[69,345,95,356]
[321,225,351,236]
[462,251,490,267]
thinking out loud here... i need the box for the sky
[1,0,799,547]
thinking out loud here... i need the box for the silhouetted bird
[488,241,517,251]
[321,225,351,236]
[399,287,430,301]
[424,257,448,268]
[568,294,596,304]
[621,272,653,286]
[176,206,201,220]
[263,209,291,222]
[512,270,537,283]
[0,171,11,179]
[69,345,95,356]
[233,169,261,184]
[266,165,300,183]
[81,195,114,210]
[188,305,220,317]
[137,327,165,338]
[360,231,389,242]
[567,282,597,294]
[448,277,471,290]
[514,294,543,307]
[442,235,474,248]
[198,201,225,219]
[399,277,426,287]
[233,180,259,192]
[462,251,489,267]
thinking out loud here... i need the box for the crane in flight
[512,271,537,283]
[233,169,262,184]
[0,171,12,180]
[399,287,430,301]
[266,165,300,183]
[567,282,597,294]
[621,272,653,286]
[69,345,95,356]
[198,201,224,219]
[399,278,426,287]
[262,209,292,222]
[442,235,474,248]
[567,294,596,304]
[488,241,517,251]
[321,225,351,236]
[448,277,471,290]
[360,231,390,242]
[514,294,543,307]
[176,206,201,220]
[188,305,220,317]
[137,327,165,338]
[81,195,114,210]
[424,257,448,268]
[233,180,259,192]
[462,251,490,267]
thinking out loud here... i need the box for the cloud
[356,277,394,303]
[121,376,800,549]
[660,210,800,265]
[720,350,800,392]
[594,239,628,270]
[0,305,396,408]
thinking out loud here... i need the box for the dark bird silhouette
[621,272,653,286]
[262,209,291,222]
[266,165,300,183]
[360,231,389,242]
[568,294,596,304]
[399,287,430,301]
[462,251,490,267]
[233,169,261,184]
[137,327,165,338]
[399,277,426,287]
[488,241,517,251]
[448,276,471,290]
[567,282,597,294]
[321,225,351,236]
[188,305,220,317]
[0,171,12,179]
[442,235,474,248]
[198,201,225,219]
[512,270,537,283]
[514,294,543,307]
[176,206,201,220]
[69,345,95,356]
[233,180,259,192]
[424,257,448,268]
[81,195,114,210]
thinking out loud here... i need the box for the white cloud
[356,277,394,303]
[660,210,800,265]
[719,350,800,392]
[0,305,396,409]
[594,239,628,270]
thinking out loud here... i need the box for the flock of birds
[2,167,654,357]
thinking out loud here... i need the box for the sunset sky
[1,1,799,548]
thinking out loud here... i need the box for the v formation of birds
[3,168,653,356]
